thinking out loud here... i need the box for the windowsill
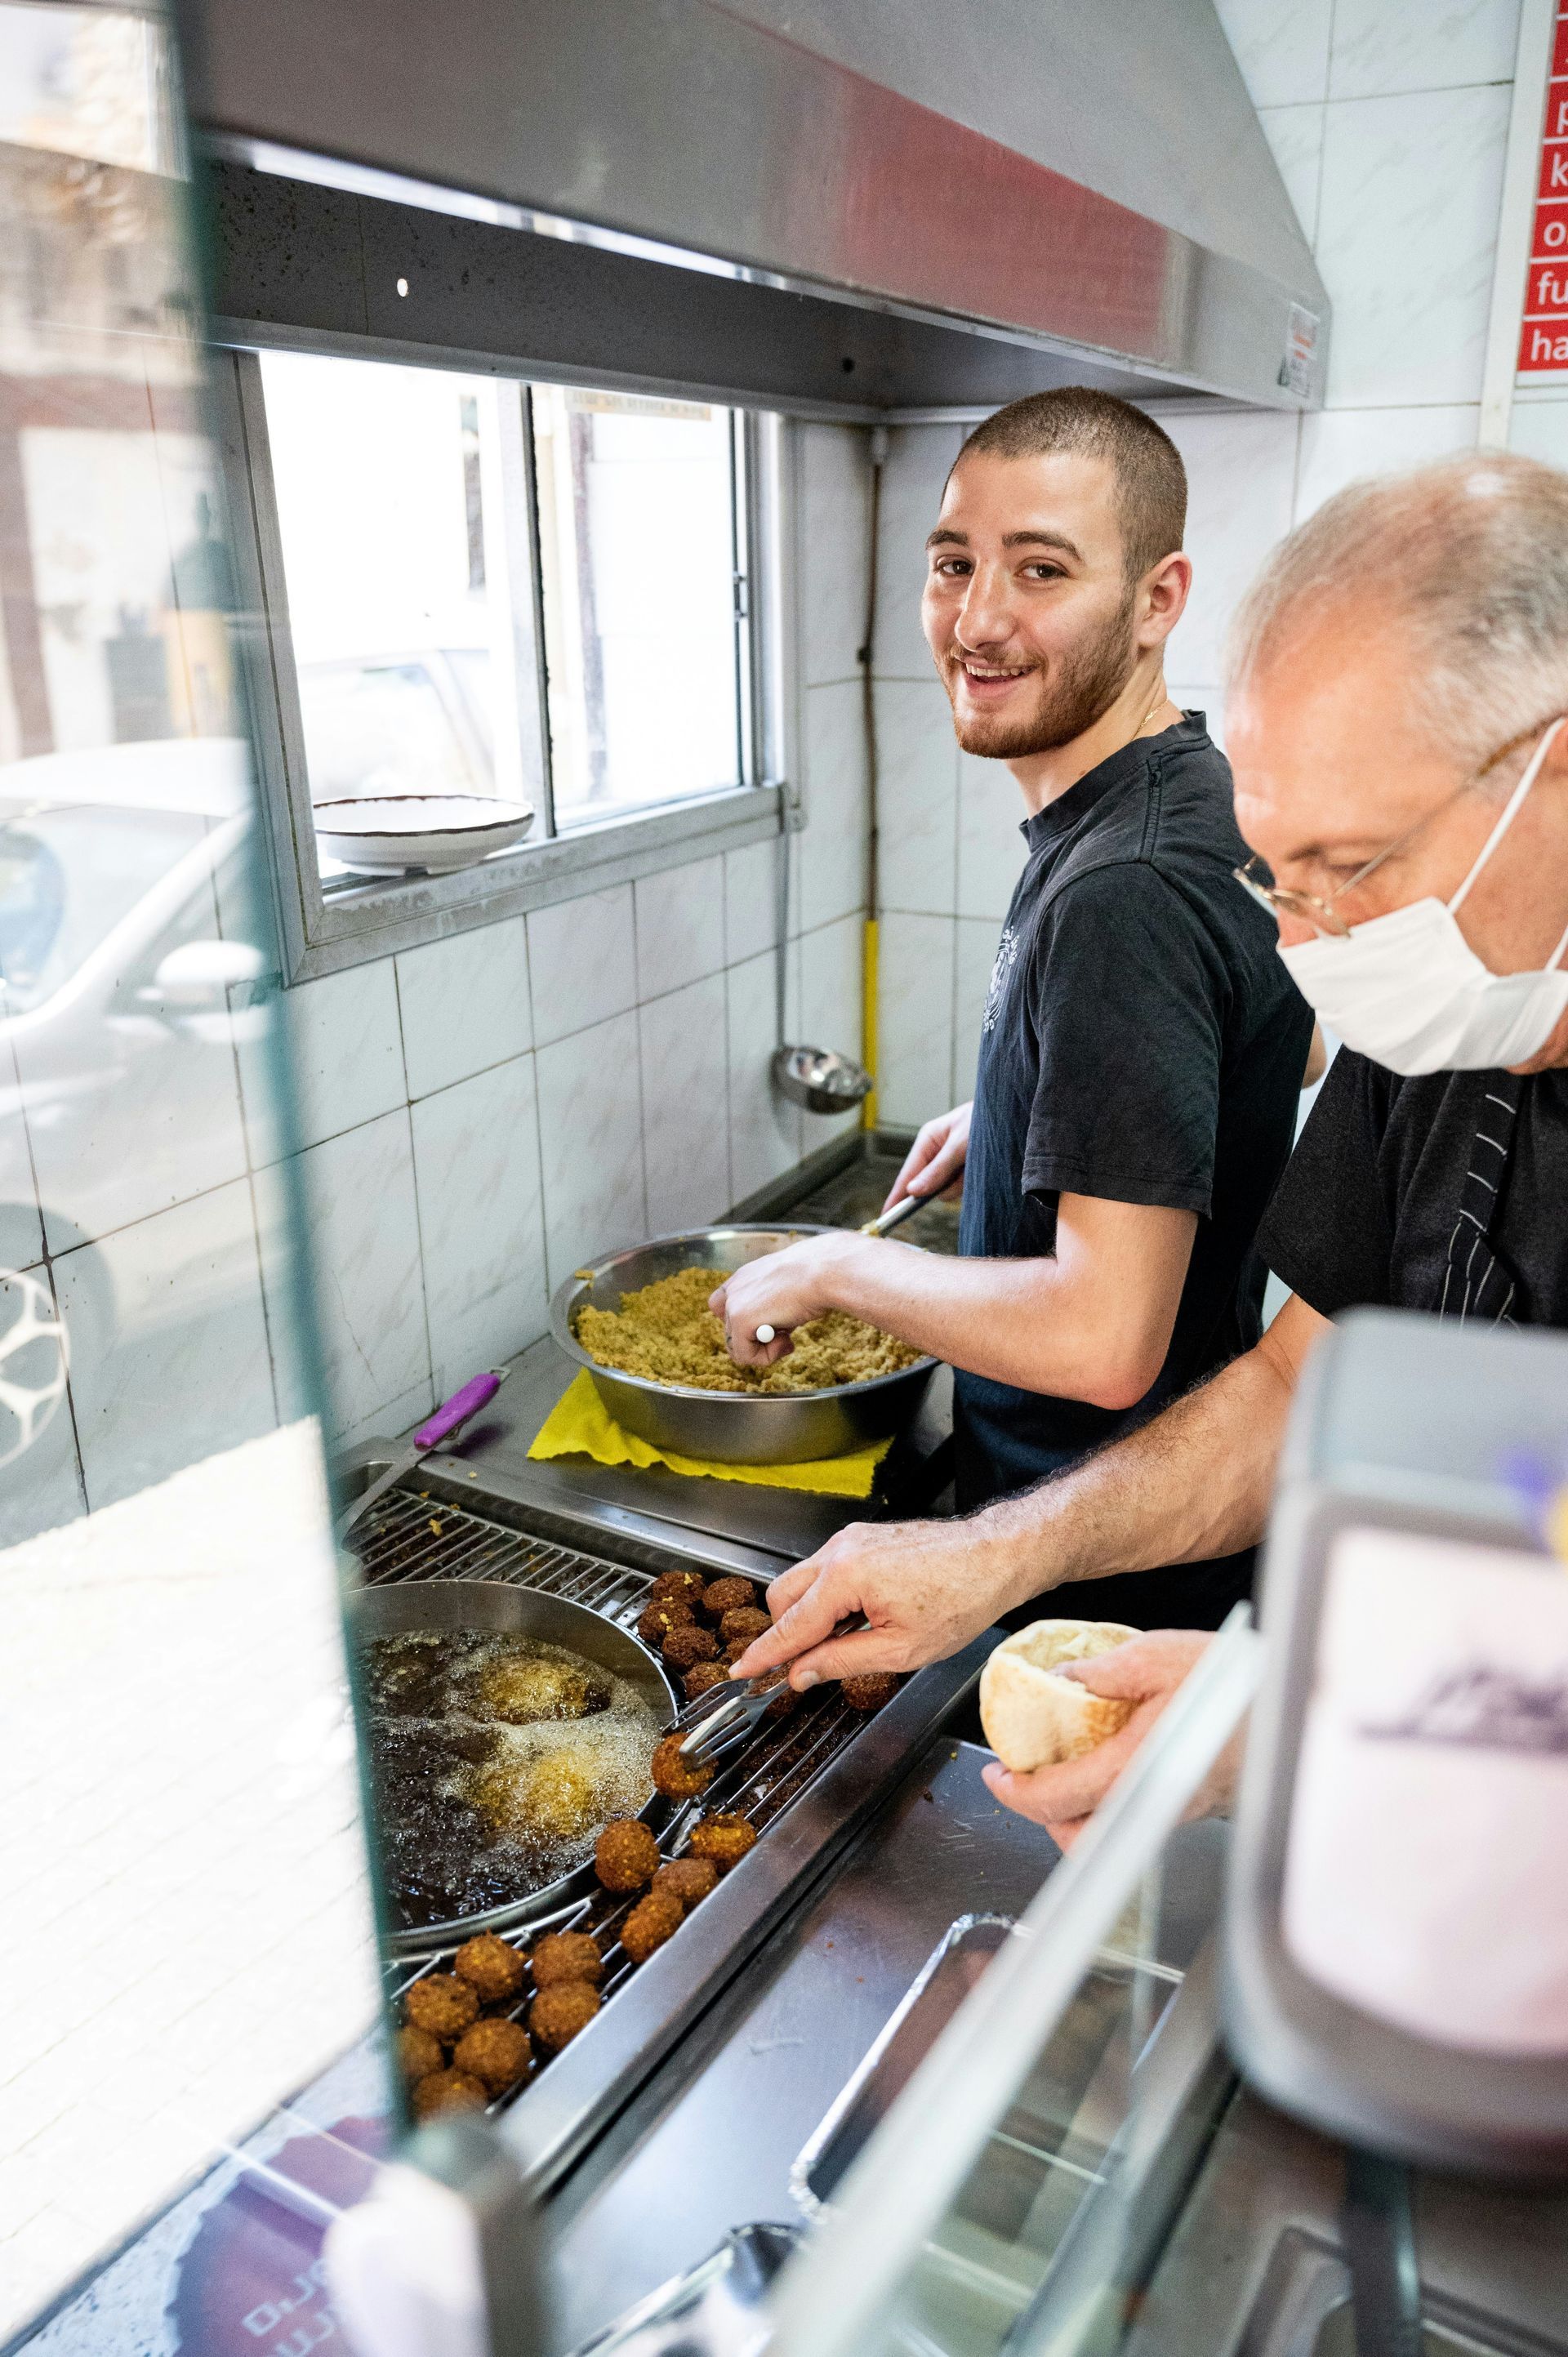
[287,781,783,982]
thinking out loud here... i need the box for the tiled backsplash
[3,426,868,1535]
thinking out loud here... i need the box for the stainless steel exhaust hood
[180,0,1328,416]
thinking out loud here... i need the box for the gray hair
[1224,452,1568,773]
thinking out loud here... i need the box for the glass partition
[0,8,390,2347]
[766,1614,1263,2357]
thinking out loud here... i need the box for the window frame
[216,348,786,985]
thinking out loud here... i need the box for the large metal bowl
[550,1225,938,1465]
[350,1580,676,1956]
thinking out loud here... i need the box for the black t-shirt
[1258,1049,1568,1324]
[954,713,1313,1627]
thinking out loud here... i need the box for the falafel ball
[405,1972,480,2043]
[723,1636,754,1665]
[653,1856,719,1906]
[453,1931,527,2005]
[397,2025,445,2084]
[452,2016,532,2095]
[411,2067,488,2120]
[637,1597,694,1647]
[689,1811,758,1871]
[595,1815,660,1891]
[651,1731,714,1799]
[530,1928,604,1988]
[719,1606,771,1651]
[530,1979,601,2052]
[648,1569,706,1610]
[684,1660,728,1702]
[621,1889,684,1964]
[842,1671,900,1711]
[698,1575,758,1624]
[663,1623,719,1672]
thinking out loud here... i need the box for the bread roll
[979,1620,1140,1773]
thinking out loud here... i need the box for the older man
[733,453,1568,1833]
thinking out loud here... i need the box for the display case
[764,1614,1261,2357]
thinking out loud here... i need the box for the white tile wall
[1215,0,1332,108]
[528,883,639,1045]
[410,1055,548,1392]
[1316,84,1511,409]
[535,1008,648,1285]
[1326,0,1520,101]
[292,1109,430,1441]
[877,679,959,918]
[800,424,871,688]
[727,947,803,1201]
[639,972,731,1234]
[634,853,727,1001]
[395,915,532,1099]
[879,911,956,1129]
[798,680,870,931]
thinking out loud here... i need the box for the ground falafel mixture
[575,1267,922,1395]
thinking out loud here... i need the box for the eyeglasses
[1232,719,1556,940]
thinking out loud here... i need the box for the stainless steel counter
[538,1735,1056,2354]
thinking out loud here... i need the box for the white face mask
[1277,717,1568,1076]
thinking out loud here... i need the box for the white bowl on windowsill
[312,794,536,876]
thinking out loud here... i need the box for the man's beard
[943,588,1138,759]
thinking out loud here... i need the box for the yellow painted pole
[862,914,880,1131]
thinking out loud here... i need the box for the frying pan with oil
[350,1579,676,1958]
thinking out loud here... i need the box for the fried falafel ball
[653,1856,719,1906]
[663,1623,719,1673]
[842,1671,900,1711]
[530,1979,601,2052]
[453,1931,527,2006]
[648,1569,706,1611]
[651,1731,714,1799]
[719,1605,771,1651]
[689,1811,757,1871]
[637,1596,694,1647]
[405,1972,480,2043]
[530,1929,605,1988]
[684,1660,728,1702]
[723,1636,754,1666]
[621,1889,684,1964]
[412,2067,488,2120]
[698,1575,759,1624]
[595,1815,660,1891]
[397,2025,444,2085]
[452,2016,532,2095]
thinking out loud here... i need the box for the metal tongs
[675,1615,871,1765]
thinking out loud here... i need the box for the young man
[715,388,1312,1629]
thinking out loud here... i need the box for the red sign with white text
[1520,4,1568,368]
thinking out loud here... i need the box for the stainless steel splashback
[180,0,1328,415]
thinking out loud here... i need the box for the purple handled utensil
[333,1366,510,1544]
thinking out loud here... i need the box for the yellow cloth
[529,1370,890,1498]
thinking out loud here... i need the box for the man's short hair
[956,388,1187,581]
[1225,452,1568,772]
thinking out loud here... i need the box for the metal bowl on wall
[550,1226,938,1466]
[350,1580,676,1957]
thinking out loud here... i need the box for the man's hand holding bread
[979,1626,1237,1848]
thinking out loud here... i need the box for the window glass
[532,386,743,822]
[258,350,514,816]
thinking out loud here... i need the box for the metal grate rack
[353,1481,875,2119]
